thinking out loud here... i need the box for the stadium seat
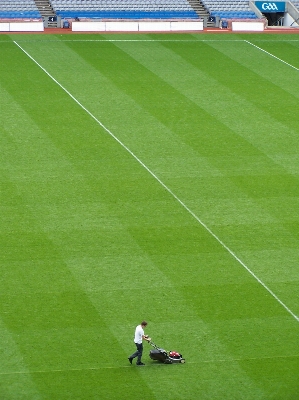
[51,0,200,20]
[0,0,41,19]
[202,0,258,20]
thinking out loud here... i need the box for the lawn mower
[148,340,185,364]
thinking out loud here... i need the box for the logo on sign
[261,2,279,11]
[255,1,285,12]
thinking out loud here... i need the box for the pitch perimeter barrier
[70,19,204,32]
[230,18,267,31]
[0,19,44,31]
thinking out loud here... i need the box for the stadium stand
[201,0,257,20]
[292,0,299,9]
[50,0,199,20]
[0,0,41,18]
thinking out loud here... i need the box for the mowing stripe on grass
[245,40,299,71]
[13,40,299,323]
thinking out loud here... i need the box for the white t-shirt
[134,325,144,344]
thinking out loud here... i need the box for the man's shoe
[128,358,133,364]
[137,362,145,366]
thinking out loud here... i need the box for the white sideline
[245,40,299,71]
[13,41,299,323]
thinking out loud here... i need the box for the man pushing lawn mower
[128,321,151,366]
[128,321,185,366]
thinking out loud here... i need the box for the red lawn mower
[148,340,185,364]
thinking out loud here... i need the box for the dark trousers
[129,342,143,364]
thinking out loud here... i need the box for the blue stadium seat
[0,0,42,19]
[52,0,200,20]
[203,0,257,20]
[56,9,199,19]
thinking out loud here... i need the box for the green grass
[0,32,298,399]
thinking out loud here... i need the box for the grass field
[0,32,298,399]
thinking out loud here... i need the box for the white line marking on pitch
[13,40,299,323]
[245,40,299,71]
[3,39,299,44]
[0,354,298,375]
